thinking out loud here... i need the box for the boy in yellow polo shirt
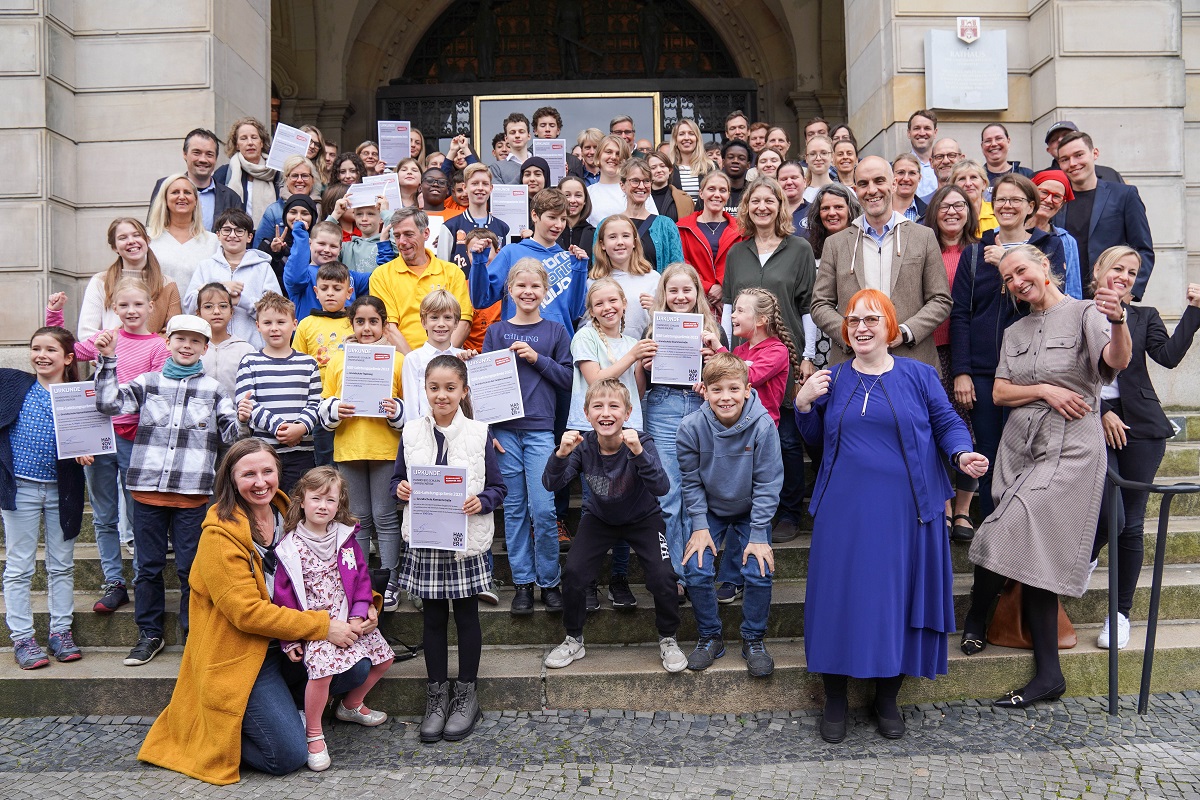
[369,207,473,355]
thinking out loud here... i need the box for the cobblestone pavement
[2,693,1200,798]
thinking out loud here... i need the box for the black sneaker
[741,638,775,677]
[716,582,743,604]
[771,517,800,543]
[123,633,165,667]
[584,580,600,613]
[687,636,726,671]
[510,584,535,616]
[93,580,129,614]
[607,575,638,609]
[541,585,563,613]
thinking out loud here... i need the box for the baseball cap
[1044,121,1078,143]
[165,314,212,341]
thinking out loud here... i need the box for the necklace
[855,370,885,416]
[699,219,726,235]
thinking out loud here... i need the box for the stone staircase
[2,411,1200,718]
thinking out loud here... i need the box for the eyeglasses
[624,178,651,186]
[612,128,634,135]
[1038,191,1067,203]
[423,178,448,187]
[938,201,968,213]
[931,153,963,163]
[845,315,883,328]
[218,227,247,237]
[200,303,232,312]
[993,196,1028,207]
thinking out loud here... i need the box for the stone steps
[1,620,1197,718]
[8,518,1200,591]
[4,564,1198,648]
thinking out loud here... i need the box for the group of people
[2,99,1198,785]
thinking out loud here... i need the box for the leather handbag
[986,580,1078,649]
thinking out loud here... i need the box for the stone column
[0,0,269,349]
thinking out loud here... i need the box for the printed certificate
[409,465,468,551]
[650,312,704,386]
[377,120,411,167]
[50,382,117,459]
[265,123,312,171]
[490,185,529,242]
[532,138,568,185]
[341,344,396,418]
[466,350,524,424]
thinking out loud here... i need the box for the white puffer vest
[400,410,494,559]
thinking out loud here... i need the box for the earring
[1044,279,1050,285]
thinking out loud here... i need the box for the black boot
[510,583,535,616]
[820,673,848,743]
[873,674,906,739]
[443,680,482,741]
[419,681,450,743]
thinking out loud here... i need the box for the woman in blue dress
[795,289,988,743]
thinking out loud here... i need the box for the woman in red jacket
[677,171,744,309]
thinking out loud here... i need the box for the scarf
[282,194,318,247]
[225,152,278,226]
[294,520,340,564]
[308,309,348,319]
[162,357,204,380]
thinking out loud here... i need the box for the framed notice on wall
[924,28,1008,111]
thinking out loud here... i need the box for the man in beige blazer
[809,156,951,368]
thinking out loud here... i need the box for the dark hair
[557,175,593,222]
[532,106,563,130]
[334,152,366,182]
[830,124,857,148]
[347,294,387,325]
[981,122,1010,140]
[315,261,351,284]
[321,182,348,218]
[721,139,751,159]
[923,185,980,249]
[182,128,220,153]
[213,208,253,234]
[29,326,79,383]
[491,132,506,149]
[805,184,863,259]
[212,439,282,536]
[907,109,938,128]
[425,353,474,418]
[531,186,568,217]
[804,116,829,132]
[1056,130,1094,152]
[503,112,530,132]
[197,282,232,304]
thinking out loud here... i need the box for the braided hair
[736,287,802,397]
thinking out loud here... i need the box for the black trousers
[1092,435,1167,616]
[561,512,679,640]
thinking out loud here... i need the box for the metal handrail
[1105,466,1200,715]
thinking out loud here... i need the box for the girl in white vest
[390,354,507,745]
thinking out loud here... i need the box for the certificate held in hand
[341,343,396,418]
[409,465,468,551]
[50,382,117,459]
[466,350,524,424]
[651,312,704,386]
[265,123,313,171]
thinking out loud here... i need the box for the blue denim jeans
[645,386,705,578]
[84,435,134,584]
[2,478,75,641]
[241,648,308,776]
[133,499,205,639]
[494,428,560,588]
[683,511,773,640]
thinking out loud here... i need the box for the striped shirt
[94,355,239,495]
[235,350,322,453]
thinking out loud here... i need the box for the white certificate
[651,312,704,386]
[532,138,568,185]
[408,465,468,551]
[265,123,312,172]
[341,344,396,418]
[361,173,403,212]
[490,184,529,242]
[49,382,117,459]
[425,213,445,252]
[345,182,386,209]
[377,120,411,167]
[466,350,524,424]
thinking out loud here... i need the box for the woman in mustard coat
[138,439,376,784]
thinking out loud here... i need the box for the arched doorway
[375,0,758,152]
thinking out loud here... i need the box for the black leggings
[965,566,1064,694]
[1092,437,1166,616]
[422,596,481,684]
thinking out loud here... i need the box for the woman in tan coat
[138,439,375,785]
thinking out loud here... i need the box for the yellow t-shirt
[294,315,354,388]
[322,348,406,462]
[368,249,473,352]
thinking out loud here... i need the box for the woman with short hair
[950,160,998,237]
[645,150,694,222]
[214,117,281,228]
[614,158,684,272]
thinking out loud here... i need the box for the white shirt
[150,231,220,294]
[401,341,465,423]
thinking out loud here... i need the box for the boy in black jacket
[541,378,686,673]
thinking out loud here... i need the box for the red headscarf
[1031,169,1075,201]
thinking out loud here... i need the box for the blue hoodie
[469,238,588,333]
[281,221,372,321]
[676,388,783,544]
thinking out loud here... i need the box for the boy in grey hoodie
[678,353,783,676]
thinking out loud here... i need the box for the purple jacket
[273,522,374,640]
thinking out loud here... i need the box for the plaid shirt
[94,355,240,495]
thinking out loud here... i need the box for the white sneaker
[545,636,586,668]
[1086,558,1100,585]
[659,636,687,673]
[477,581,500,605]
[1097,613,1130,650]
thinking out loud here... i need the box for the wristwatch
[1110,307,1128,325]
[951,451,965,468]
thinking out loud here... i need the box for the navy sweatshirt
[542,429,669,526]
[482,318,572,431]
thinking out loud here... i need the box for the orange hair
[841,289,901,346]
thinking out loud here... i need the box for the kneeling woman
[963,245,1131,708]
[794,289,987,743]
[138,439,378,785]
